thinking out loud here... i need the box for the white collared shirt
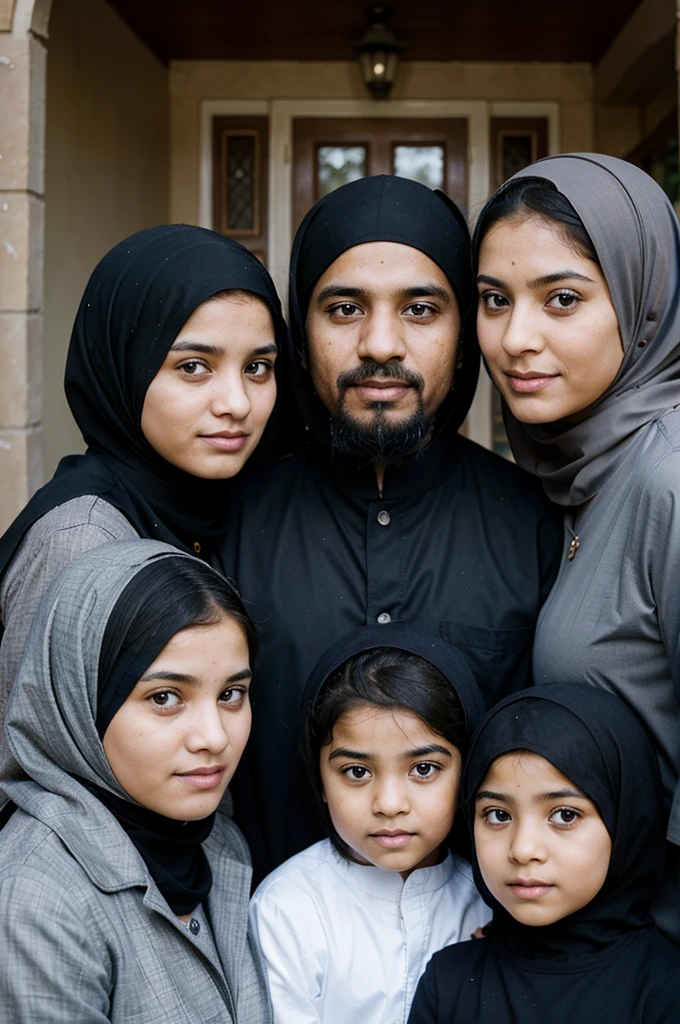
[250,839,488,1024]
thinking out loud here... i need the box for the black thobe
[220,431,561,881]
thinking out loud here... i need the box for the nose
[185,702,230,756]
[498,301,546,358]
[372,775,410,818]
[211,369,252,421]
[357,307,407,364]
[508,817,548,866]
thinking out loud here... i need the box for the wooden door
[293,118,468,232]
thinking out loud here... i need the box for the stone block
[0,191,44,311]
[0,0,16,33]
[0,35,45,194]
[0,312,41,426]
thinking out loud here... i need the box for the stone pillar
[0,1,47,532]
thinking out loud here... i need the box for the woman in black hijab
[0,224,286,741]
[408,684,680,1023]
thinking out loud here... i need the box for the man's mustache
[336,362,425,393]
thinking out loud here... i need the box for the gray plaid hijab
[0,541,190,814]
[499,153,680,506]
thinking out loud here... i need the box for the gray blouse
[533,409,680,938]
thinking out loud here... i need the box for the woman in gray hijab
[0,539,271,1023]
[472,153,680,943]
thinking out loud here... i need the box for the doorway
[292,117,468,230]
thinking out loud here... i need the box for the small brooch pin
[568,536,580,561]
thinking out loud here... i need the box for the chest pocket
[439,622,535,707]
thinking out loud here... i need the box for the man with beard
[220,175,561,880]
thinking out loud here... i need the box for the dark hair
[305,646,466,858]
[473,176,599,267]
[96,556,257,737]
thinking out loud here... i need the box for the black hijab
[288,175,480,445]
[408,684,680,1024]
[463,683,665,959]
[300,622,486,848]
[0,224,287,578]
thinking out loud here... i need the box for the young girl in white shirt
[250,622,489,1024]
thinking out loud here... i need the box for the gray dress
[533,409,680,940]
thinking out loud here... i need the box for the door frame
[199,97,560,449]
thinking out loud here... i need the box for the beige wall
[169,59,594,226]
[42,0,169,477]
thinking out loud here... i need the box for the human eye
[148,690,183,712]
[341,764,372,781]
[244,359,274,378]
[404,302,437,319]
[328,302,362,319]
[548,806,582,828]
[219,687,248,707]
[178,358,210,379]
[481,807,512,825]
[479,291,509,313]
[545,290,581,312]
[409,761,440,779]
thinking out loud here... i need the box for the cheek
[251,381,277,424]
[104,716,169,787]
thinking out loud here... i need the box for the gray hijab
[0,540,193,816]
[497,153,680,506]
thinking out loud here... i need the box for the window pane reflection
[317,146,367,197]
[393,145,444,189]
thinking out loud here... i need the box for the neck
[374,464,386,494]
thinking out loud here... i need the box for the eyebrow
[168,342,277,358]
[169,341,224,355]
[476,271,595,290]
[406,744,452,759]
[328,747,371,761]
[139,668,252,685]
[249,344,278,356]
[314,283,450,304]
[327,743,452,762]
[475,787,587,803]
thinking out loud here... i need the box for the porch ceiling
[104,1,643,65]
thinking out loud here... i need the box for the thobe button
[377,510,391,526]
[189,918,200,935]
[377,612,391,624]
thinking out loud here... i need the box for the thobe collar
[329,844,457,900]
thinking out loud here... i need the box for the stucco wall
[42,0,169,477]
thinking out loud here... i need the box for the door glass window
[317,146,367,197]
[393,145,444,188]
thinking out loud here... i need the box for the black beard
[328,362,433,466]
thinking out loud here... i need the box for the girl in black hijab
[408,684,680,1023]
[0,224,286,745]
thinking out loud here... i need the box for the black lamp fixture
[354,5,405,99]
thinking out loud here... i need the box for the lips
[504,370,558,394]
[200,432,249,452]
[507,879,555,899]
[175,765,226,789]
[353,381,411,403]
[369,830,415,849]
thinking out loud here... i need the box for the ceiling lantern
[354,5,405,100]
